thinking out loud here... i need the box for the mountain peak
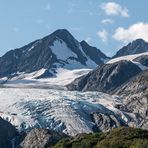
[0,29,108,79]
[130,38,146,47]
[80,40,88,44]
[133,38,146,43]
[50,29,74,40]
[113,38,148,58]
[66,60,142,92]
[52,29,71,36]
[80,40,109,65]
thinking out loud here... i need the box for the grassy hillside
[53,127,148,148]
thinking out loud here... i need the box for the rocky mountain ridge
[114,70,148,129]
[113,39,148,58]
[66,60,142,93]
[0,29,108,79]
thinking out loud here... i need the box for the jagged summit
[66,60,142,93]
[80,40,109,65]
[50,28,73,37]
[113,38,148,58]
[0,29,108,79]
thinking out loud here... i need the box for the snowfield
[50,38,97,69]
[0,87,134,136]
[0,68,91,89]
[107,52,148,64]
[107,52,148,70]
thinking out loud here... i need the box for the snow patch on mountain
[51,39,77,61]
[132,61,147,70]
[79,45,97,69]
[50,39,97,69]
[0,68,91,88]
[107,52,148,70]
[108,52,148,64]
[40,68,92,86]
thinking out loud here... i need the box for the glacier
[0,87,136,136]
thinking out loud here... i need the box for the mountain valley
[0,29,147,147]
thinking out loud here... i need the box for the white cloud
[101,19,114,24]
[97,29,108,43]
[113,22,148,43]
[85,37,92,43]
[100,2,129,17]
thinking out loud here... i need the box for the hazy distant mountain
[0,29,108,79]
[113,39,148,58]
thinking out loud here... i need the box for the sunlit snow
[0,88,131,136]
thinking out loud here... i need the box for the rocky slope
[17,127,148,148]
[0,117,17,148]
[0,29,108,79]
[66,60,142,93]
[113,39,148,58]
[91,112,127,132]
[20,128,65,148]
[80,40,109,65]
[113,70,148,129]
[133,54,148,67]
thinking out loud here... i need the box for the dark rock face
[91,112,127,132]
[0,37,55,78]
[0,117,17,148]
[80,40,109,65]
[66,60,142,93]
[133,55,148,67]
[20,128,65,148]
[0,29,107,78]
[113,39,148,58]
[114,70,148,129]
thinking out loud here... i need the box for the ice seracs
[0,88,136,136]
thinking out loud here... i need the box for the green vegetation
[53,127,148,148]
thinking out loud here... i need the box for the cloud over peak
[113,22,148,43]
[100,2,129,17]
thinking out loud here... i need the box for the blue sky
[0,0,148,56]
